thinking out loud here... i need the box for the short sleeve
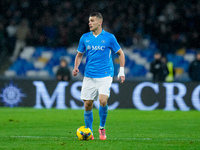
[110,34,121,53]
[77,35,85,53]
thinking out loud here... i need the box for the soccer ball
[76,126,92,140]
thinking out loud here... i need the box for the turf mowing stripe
[4,136,200,141]
[10,136,151,140]
[10,136,69,139]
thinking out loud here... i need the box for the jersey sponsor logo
[91,45,105,51]
[86,40,90,42]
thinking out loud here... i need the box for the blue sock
[99,104,108,128]
[84,110,93,132]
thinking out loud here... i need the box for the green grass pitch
[0,108,199,150]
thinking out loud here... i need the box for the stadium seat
[4,70,16,77]
[125,60,135,68]
[41,51,53,60]
[181,61,189,72]
[20,46,35,61]
[135,57,147,66]
[186,49,196,54]
[38,70,50,77]
[130,64,147,76]
[175,68,184,76]
[32,47,46,58]
[145,72,153,78]
[67,46,77,55]
[34,61,46,69]
[26,70,38,77]
[52,65,59,74]
[132,48,141,54]
[184,53,195,63]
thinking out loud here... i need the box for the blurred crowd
[0,0,200,57]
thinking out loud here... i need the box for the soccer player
[73,12,125,140]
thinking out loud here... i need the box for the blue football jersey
[77,29,121,78]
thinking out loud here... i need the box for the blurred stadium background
[0,0,199,81]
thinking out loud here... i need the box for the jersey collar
[101,29,105,34]
[90,29,105,36]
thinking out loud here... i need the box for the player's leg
[83,100,94,133]
[99,94,108,129]
[81,77,98,140]
[98,94,108,140]
[98,76,113,140]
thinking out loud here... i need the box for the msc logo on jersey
[89,45,105,51]
[0,82,26,107]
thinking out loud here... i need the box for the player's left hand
[118,76,125,83]
[118,67,125,83]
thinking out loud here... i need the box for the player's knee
[99,95,108,107]
[99,99,107,107]
[84,100,93,110]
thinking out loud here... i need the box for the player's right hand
[73,68,79,76]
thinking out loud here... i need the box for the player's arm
[116,49,125,83]
[73,52,84,76]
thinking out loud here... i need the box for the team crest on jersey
[87,45,91,50]
[0,82,26,107]
[101,40,106,43]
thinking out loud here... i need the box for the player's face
[88,16,102,31]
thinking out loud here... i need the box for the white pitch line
[8,136,151,140]
[3,136,199,141]
[10,136,69,139]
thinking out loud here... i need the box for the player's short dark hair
[89,12,103,21]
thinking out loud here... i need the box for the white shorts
[81,76,113,101]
